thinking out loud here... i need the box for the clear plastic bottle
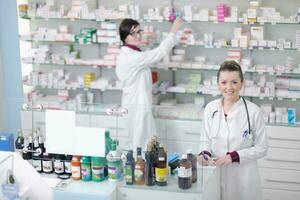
[106,140,123,182]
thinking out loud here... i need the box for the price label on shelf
[108,66,112,69]
[172,68,177,71]
[279,48,284,51]
[269,71,274,75]
[277,72,282,75]
[258,47,263,50]
[259,22,265,25]
[93,65,97,69]
[277,97,283,101]
[259,96,264,100]
[268,97,274,100]
[271,22,276,25]
[213,21,218,24]
[258,71,263,75]
[292,98,297,101]
[270,48,275,51]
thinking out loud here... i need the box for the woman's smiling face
[217,71,244,102]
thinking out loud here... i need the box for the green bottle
[91,157,106,182]
[81,156,92,181]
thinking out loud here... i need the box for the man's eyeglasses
[130,29,143,36]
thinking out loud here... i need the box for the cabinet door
[260,168,300,191]
[155,118,167,139]
[258,147,300,170]
[266,126,300,149]
[166,140,200,154]
[262,189,300,200]
[90,115,127,138]
[166,119,202,142]
[117,187,202,200]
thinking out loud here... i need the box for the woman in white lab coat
[198,60,268,200]
[116,18,184,150]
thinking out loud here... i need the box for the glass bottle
[125,150,135,185]
[134,147,145,185]
[186,149,197,183]
[155,143,167,186]
[145,144,155,186]
[178,154,192,189]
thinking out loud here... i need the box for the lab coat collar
[219,97,244,116]
[124,44,142,52]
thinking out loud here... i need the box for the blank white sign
[45,110,105,157]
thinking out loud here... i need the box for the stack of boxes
[75,28,96,44]
[247,1,259,23]
[296,30,300,50]
[217,4,229,22]
[84,73,96,88]
[97,22,119,44]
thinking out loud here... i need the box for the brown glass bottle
[178,154,192,189]
[145,144,155,186]
[134,147,145,185]
[186,149,197,183]
[155,143,168,186]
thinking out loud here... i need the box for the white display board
[45,109,106,157]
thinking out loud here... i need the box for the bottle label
[43,160,53,173]
[64,162,72,173]
[108,161,122,181]
[158,157,165,161]
[92,166,104,180]
[32,159,42,171]
[72,166,81,178]
[54,161,64,173]
[178,167,192,178]
[81,165,92,180]
[155,167,168,182]
[34,140,39,148]
[125,166,133,183]
[134,168,144,182]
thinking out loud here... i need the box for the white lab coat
[200,98,268,200]
[116,33,177,150]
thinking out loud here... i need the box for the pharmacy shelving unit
[18,0,300,199]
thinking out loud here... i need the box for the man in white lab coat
[198,60,268,200]
[116,18,184,150]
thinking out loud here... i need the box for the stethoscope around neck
[211,97,251,139]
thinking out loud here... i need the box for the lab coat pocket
[239,132,254,149]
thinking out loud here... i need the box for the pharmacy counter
[116,166,220,200]
[52,180,116,200]
[50,166,219,200]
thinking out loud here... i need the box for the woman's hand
[197,154,214,166]
[170,17,184,34]
[214,154,232,167]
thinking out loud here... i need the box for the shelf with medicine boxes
[18,0,300,126]
[17,1,300,199]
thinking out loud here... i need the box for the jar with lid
[42,153,53,174]
[54,154,65,175]
[91,157,105,182]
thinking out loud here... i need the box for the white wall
[0,42,5,131]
